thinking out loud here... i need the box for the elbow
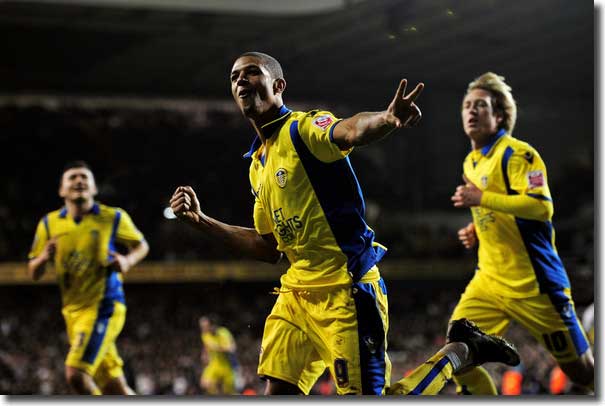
[346,129,361,147]
[131,240,150,264]
[543,202,554,221]
[140,240,150,259]
[531,202,553,222]
[27,262,41,281]
[334,129,357,150]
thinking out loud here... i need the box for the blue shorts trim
[353,279,387,395]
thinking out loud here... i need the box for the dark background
[0,0,595,396]
[0,0,594,265]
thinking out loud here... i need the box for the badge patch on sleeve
[312,115,334,130]
[527,170,544,189]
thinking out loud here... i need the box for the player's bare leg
[101,375,136,395]
[264,378,302,395]
[559,350,594,391]
[201,376,219,394]
[65,366,101,395]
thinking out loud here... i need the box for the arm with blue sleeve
[479,149,554,222]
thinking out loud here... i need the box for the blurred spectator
[1,279,590,395]
[0,103,593,270]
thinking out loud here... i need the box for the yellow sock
[92,387,102,395]
[453,366,497,395]
[388,352,454,395]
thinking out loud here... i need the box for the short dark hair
[62,160,92,175]
[239,51,284,80]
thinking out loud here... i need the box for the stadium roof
[0,0,593,103]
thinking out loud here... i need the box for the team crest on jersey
[527,170,544,189]
[275,168,287,188]
[312,115,334,130]
[481,175,488,188]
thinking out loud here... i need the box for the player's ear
[90,181,98,197]
[58,177,67,198]
[273,78,286,95]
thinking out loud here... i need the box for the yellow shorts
[450,272,590,363]
[258,273,391,395]
[62,300,126,387]
[201,361,236,393]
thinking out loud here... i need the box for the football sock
[453,366,498,395]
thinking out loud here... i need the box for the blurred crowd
[0,102,594,268]
[0,101,594,396]
[0,279,592,395]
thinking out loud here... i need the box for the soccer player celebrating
[170,52,519,395]
[449,72,594,394]
[28,161,149,395]
[198,315,238,395]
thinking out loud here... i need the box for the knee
[101,376,136,395]
[264,378,301,395]
[65,367,88,392]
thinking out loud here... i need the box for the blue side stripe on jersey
[105,211,125,304]
[409,356,450,395]
[547,290,590,356]
[108,210,122,262]
[43,216,50,239]
[501,146,516,194]
[378,278,387,295]
[500,146,569,293]
[289,121,386,282]
[353,280,387,395]
[82,297,115,364]
[104,267,126,304]
[527,193,553,202]
[229,353,239,370]
[514,219,570,292]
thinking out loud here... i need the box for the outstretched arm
[331,79,424,150]
[170,186,281,263]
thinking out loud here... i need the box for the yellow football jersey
[28,203,144,311]
[463,130,569,298]
[202,327,237,367]
[245,105,387,289]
